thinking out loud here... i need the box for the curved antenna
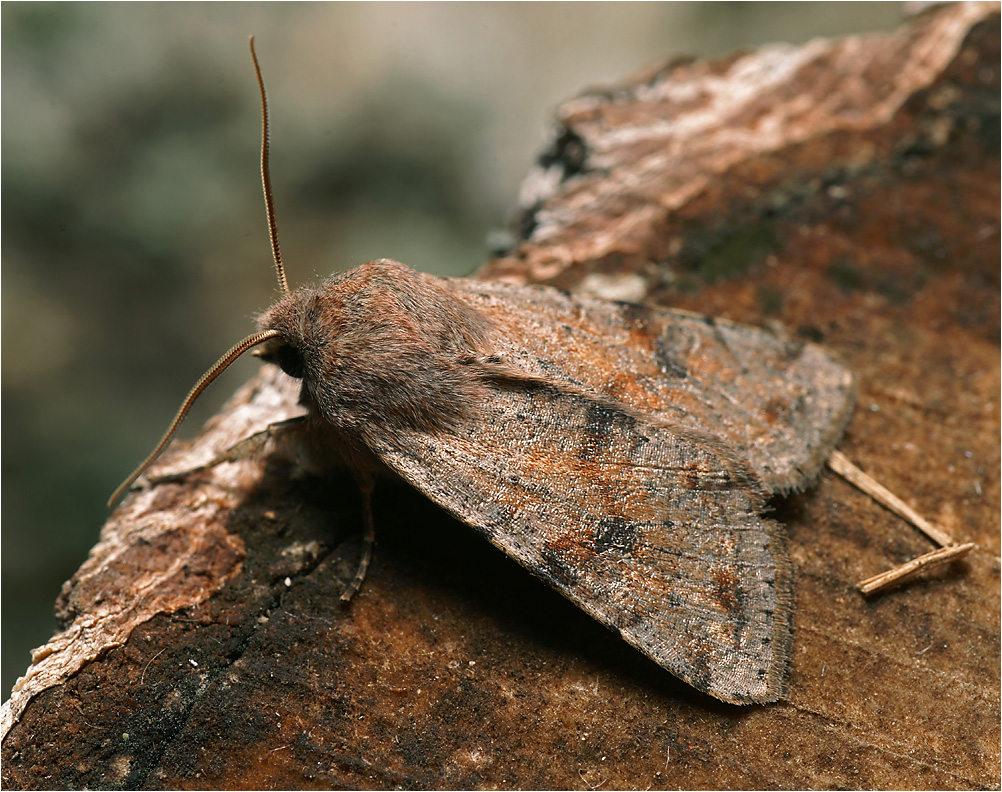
[109,39,294,506]
[249,35,290,296]
[108,329,282,506]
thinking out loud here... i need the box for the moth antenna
[249,35,290,297]
[108,329,282,507]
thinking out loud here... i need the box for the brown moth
[112,38,855,705]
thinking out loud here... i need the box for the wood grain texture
[2,3,998,788]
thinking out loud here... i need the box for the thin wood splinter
[826,450,974,594]
[856,543,976,595]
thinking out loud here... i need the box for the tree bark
[3,3,999,788]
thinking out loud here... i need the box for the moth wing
[370,385,792,705]
[447,279,856,494]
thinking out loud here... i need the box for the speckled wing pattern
[371,280,855,704]
[447,279,857,495]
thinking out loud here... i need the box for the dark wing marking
[447,279,856,494]
[369,383,793,705]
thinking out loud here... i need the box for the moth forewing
[371,377,794,704]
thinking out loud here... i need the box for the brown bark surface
[3,3,999,788]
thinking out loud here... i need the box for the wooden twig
[827,450,954,547]
[828,450,976,594]
[856,543,976,595]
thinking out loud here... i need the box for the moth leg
[340,476,376,604]
[149,416,308,485]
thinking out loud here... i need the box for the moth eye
[259,343,306,379]
[276,346,306,379]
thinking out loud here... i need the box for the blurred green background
[2,2,907,701]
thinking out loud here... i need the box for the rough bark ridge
[3,3,999,788]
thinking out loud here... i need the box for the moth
[112,38,856,705]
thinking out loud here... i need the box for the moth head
[108,37,292,507]
[253,333,305,380]
[252,260,496,435]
